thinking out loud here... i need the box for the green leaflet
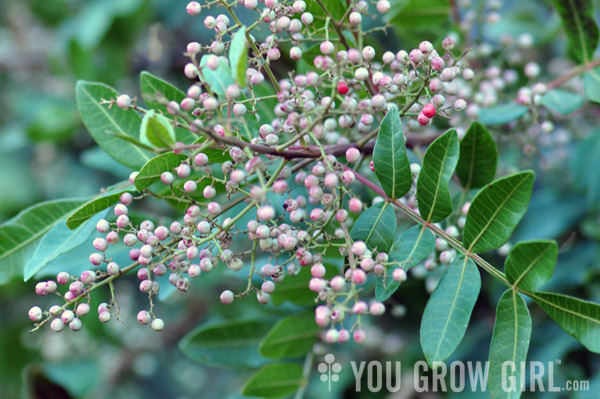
[198,55,233,98]
[420,255,481,365]
[66,182,136,229]
[551,0,599,63]
[258,312,320,359]
[532,292,600,353]
[24,209,109,281]
[463,171,534,253]
[134,152,186,191]
[350,201,396,253]
[584,67,600,103]
[140,109,176,148]
[76,81,153,169]
[375,225,435,302]
[0,198,86,284]
[242,363,303,398]
[373,105,412,200]
[417,129,459,222]
[505,240,558,292]
[456,122,498,189]
[179,319,273,368]
[228,26,248,88]
[478,103,528,126]
[487,290,532,399]
[539,89,584,115]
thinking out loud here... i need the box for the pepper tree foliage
[2,0,600,397]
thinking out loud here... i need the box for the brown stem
[345,166,510,286]
[547,58,600,89]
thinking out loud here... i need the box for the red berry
[418,112,430,125]
[423,103,436,118]
[337,81,349,95]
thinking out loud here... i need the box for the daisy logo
[318,354,342,391]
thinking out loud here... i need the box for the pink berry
[326,329,339,343]
[376,0,390,13]
[106,231,119,244]
[89,253,103,266]
[70,281,84,295]
[370,301,386,316]
[352,269,367,284]
[330,276,346,292]
[96,219,110,233]
[338,329,350,343]
[353,329,366,343]
[151,318,165,331]
[57,272,70,284]
[345,147,360,163]
[207,202,221,215]
[93,237,108,252]
[80,271,96,284]
[353,301,368,314]
[61,310,75,324]
[186,1,201,15]
[257,205,275,221]
[309,277,327,292]
[161,172,174,185]
[119,192,133,205]
[137,310,151,325]
[51,318,64,332]
[45,281,57,293]
[76,303,90,316]
[116,215,130,229]
[261,281,275,294]
[194,153,208,166]
[417,112,430,126]
[392,268,407,282]
[28,306,43,322]
[349,198,362,213]
[116,94,131,109]
[69,319,82,331]
[98,311,111,323]
[184,180,197,193]
[320,40,334,55]
[177,164,191,178]
[220,290,234,304]
[114,204,128,216]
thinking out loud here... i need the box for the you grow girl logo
[317,355,590,394]
[318,354,342,391]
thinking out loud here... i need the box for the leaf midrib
[425,134,455,222]
[0,200,81,263]
[512,245,553,289]
[365,202,388,245]
[531,293,600,325]
[432,256,469,361]
[467,175,529,252]
[568,0,590,62]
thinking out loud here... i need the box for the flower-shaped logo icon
[318,354,342,391]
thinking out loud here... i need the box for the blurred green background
[1,0,600,398]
